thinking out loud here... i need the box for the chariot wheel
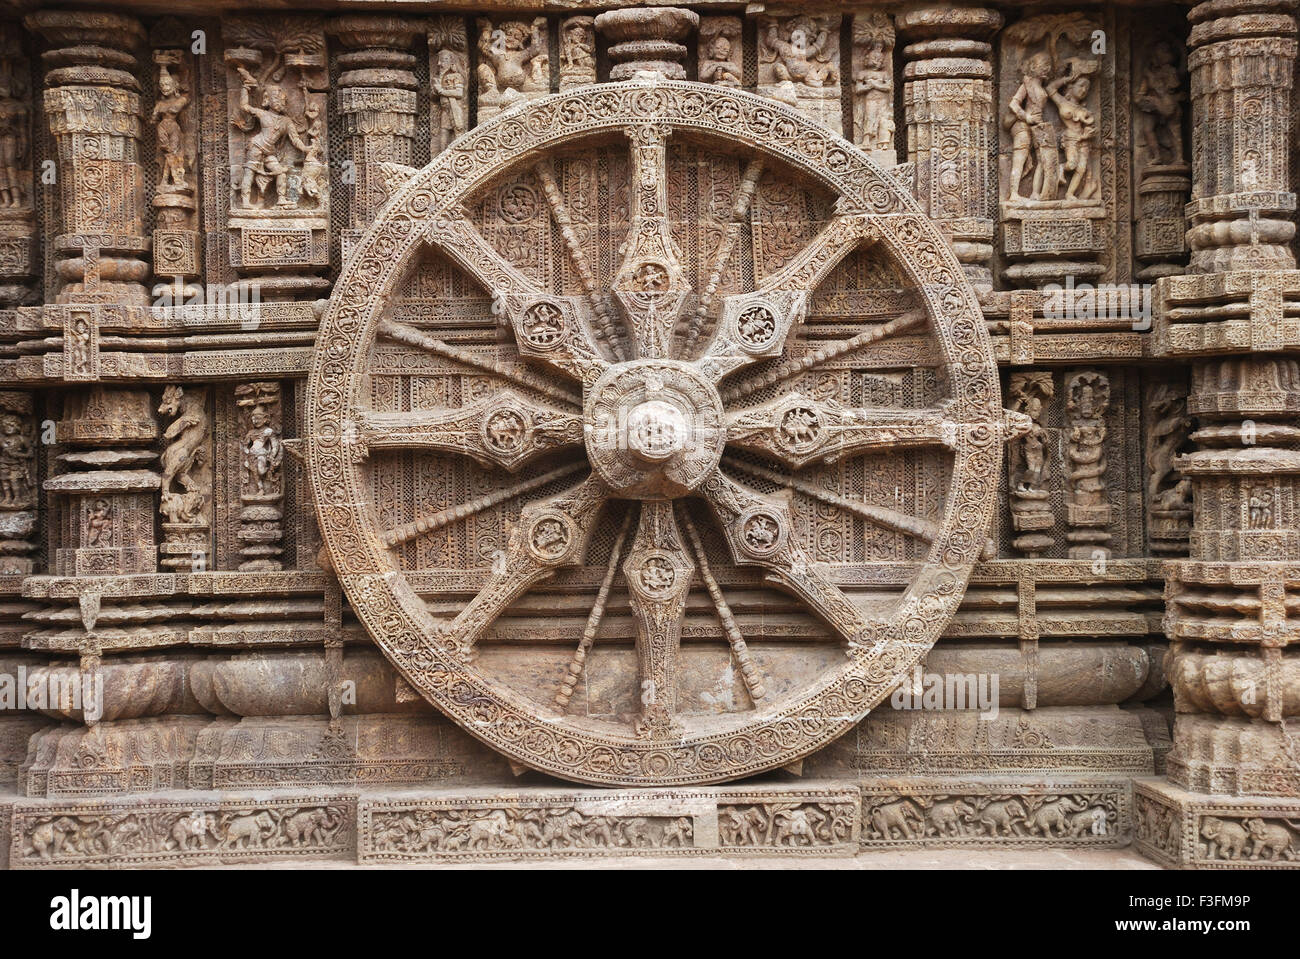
[308,79,1014,786]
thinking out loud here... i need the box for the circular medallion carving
[308,79,1006,786]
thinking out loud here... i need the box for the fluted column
[898,6,1002,293]
[1139,0,1300,869]
[27,10,149,305]
[328,16,421,262]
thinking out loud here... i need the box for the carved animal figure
[466,809,519,849]
[284,807,341,846]
[870,799,924,840]
[1025,797,1083,838]
[1200,816,1249,860]
[774,806,824,846]
[29,816,79,860]
[167,812,219,851]
[223,811,277,849]
[1244,818,1299,861]
[158,385,208,522]
[1067,807,1109,837]
[975,799,1027,836]
[927,799,976,837]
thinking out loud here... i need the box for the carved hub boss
[308,79,1014,786]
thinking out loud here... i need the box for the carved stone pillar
[898,6,1002,292]
[1186,0,1296,274]
[1139,0,1300,869]
[596,7,696,81]
[328,16,422,264]
[27,11,149,306]
[0,23,35,308]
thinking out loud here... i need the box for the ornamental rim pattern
[307,78,1006,787]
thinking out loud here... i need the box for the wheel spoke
[352,390,582,472]
[680,507,766,703]
[682,156,765,356]
[535,159,627,361]
[439,473,608,662]
[622,499,694,740]
[382,462,585,549]
[698,468,885,656]
[720,307,927,405]
[695,207,881,382]
[726,397,959,468]
[426,209,609,387]
[555,511,633,710]
[376,318,581,407]
[612,125,691,360]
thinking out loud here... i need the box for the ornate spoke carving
[426,209,610,386]
[726,398,959,468]
[699,469,884,655]
[623,500,694,740]
[697,207,881,382]
[612,124,691,360]
[721,308,927,405]
[438,473,608,662]
[376,318,581,407]
[352,390,582,472]
[680,508,766,702]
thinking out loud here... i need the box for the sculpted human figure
[242,403,283,497]
[0,64,28,208]
[699,34,741,88]
[763,16,838,89]
[560,20,594,79]
[0,413,33,508]
[1134,42,1184,166]
[152,64,190,192]
[477,19,547,103]
[1047,61,1098,200]
[432,48,467,154]
[854,43,893,151]
[1004,52,1056,201]
[233,67,311,209]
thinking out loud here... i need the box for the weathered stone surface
[0,0,1292,869]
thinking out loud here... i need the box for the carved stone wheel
[308,79,1011,786]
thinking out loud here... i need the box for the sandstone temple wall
[0,0,1294,868]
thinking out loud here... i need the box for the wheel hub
[586,360,724,499]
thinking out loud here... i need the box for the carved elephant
[1025,798,1083,838]
[29,816,79,860]
[1244,818,1298,861]
[975,799,1026,836]
[1200,816,1249,860]
[541,810,587,848]
[223,811,277,849]
[1067,807,1109,837]
[168,812,219,851]
[774,807,824,846]
[284,807,342,846]
[928,799,976,837]
[870,799,924,840]
[467,809,520,850]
